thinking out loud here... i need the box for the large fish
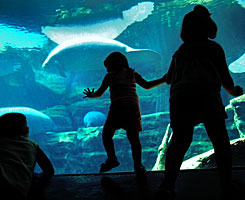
[0,107,56,135]
[42,37,161,76]
[42,2,154,44]
[228,53,245,73]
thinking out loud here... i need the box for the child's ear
[22,125,29,137]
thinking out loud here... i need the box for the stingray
[42,36,161,76]
[41,2,154,44]
[229,53,245,73]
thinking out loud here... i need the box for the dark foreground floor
[42,168,245,200]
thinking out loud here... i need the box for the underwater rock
[34,69,67,95]
[41,105,73,132]
[0,54,22,76]
[37,112,169,174]
[83,111,106,127]
[230,94,245,137]
[42,127,107,174]
[42,37,161,77]
[225,104,240,139]
[0,76,61,110]
[42,2,154,44]
[154,137,245,171]
[141,111,170,130]
[153,124,172,171]
[133,112,170,169]
[0,107,56,135]
[181,138,245,169]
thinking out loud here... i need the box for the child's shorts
[170,92,227,128]
[104,103,142,132]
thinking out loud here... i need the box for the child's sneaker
[135,165,147,175]
[135,164,147,181]
[154,181,175,200]
[100,158,120,173]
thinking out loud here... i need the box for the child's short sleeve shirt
[0,136,39,197]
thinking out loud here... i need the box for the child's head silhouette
[0,113,29,137]
[180,5,217,42]
[104,52,130,72]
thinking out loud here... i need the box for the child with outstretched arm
[83,51,166,176]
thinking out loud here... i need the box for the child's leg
[204,119,232,197]
[100,125,120,173]
[102,125,117,160]
[126,130,143,169]
[164,123,194,191]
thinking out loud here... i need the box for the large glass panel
[0,0,244,174]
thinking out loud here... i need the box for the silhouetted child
[83,51,166,175]
[0,113,54,200]
[154,5,243,200]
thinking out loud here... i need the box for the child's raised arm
[83,75,109,98]
[136,72,167,89]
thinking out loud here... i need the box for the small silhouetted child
[83,51,166,175]
[0,113,54,200]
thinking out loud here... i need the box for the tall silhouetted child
[154,5,243,200]
[83,51,166,175]
[0,113,54,200]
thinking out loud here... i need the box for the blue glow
[0,1,243,175]
[0,24,48,51]
[237,0,245,8]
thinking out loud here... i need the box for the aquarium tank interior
[0,0,244,174]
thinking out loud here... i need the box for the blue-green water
[0,0,244,174]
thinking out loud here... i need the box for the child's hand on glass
[83,88,94,98]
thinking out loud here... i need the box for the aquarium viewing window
[0,0,244,174]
